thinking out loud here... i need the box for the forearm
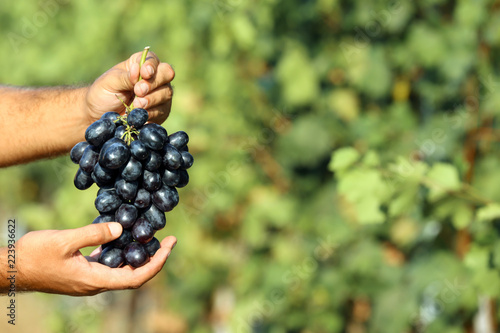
[0,86,90,167]
[0,247,20,295]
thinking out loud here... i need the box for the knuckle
[167,83,174,97]
[148,51,159,62]
[166,64,175,80]
[158,63,175,81]
[165,86,173,99]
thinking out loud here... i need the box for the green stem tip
[138,46,150,82]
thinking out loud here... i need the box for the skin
[0,51,177,295]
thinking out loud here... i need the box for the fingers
[98,236,177,290]
[133,83,173,110]
[126,50,160,81]
[134,63,175,98]
[61,223,123,252]
[129,62,140,85]
[111,50,160,91]
[140,53,160,80]
[146,98,172,125]
[88,245,103,258]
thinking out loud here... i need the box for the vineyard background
[1,0,500,332]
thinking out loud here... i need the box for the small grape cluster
[70,107,193,268]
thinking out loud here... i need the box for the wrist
[0,246,24,294]
[79,86,94,128]
[46,86,91,153]
[0,247,9,294]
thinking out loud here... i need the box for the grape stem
[112,46,150,146]
[138,46,150,82]
[115,46,149,146]
[115,94,133,113]
[114,46,150,114]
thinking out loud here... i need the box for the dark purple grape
[91,172,109,188]
[151,123,168,143]
[74,168,94,190]
[100,137,124,153]
[180,151,194,169]
[143,237,161,257]
[142,204,166,230]
[142,170,162,192]
[128,108,149,129]
[177,169,189,188]
[131,217,154,244]
[101,242,113,250]
[92,214,114,224]
[95,190,121,213]
[143,151,162,171]
[115,204,138,228]
[133,188,151,209]
[85,119,115,147]
[97,185,115,196]
[70,141,89,164]
[98,247,124,268]
[79,145,100,173]
[120,157,142,181]
[93,163,116,185]
[110,229,133,249]
[130,140,150,161]
[123,242,149,268]
[168,131,189,150]
[115,178,139,201]
[181,145,189,152]
[101,111,122,125]
[99,141,130,170]
[162,144,182,170]
[114,125,127,139]
[152,185,179,212]
[139,124,164,150]
[162,168,180,187]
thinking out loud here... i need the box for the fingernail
[135,97,148,108]
[108,223,122,238]
[139,82,149,95]
[147,65,154,76]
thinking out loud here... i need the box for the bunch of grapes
[70,107,193,268]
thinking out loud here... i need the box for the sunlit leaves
[476,204,500,223]
[276,43,320,106]
[329,147,360,173]
[337,168,392,224]
[426,163,461,202]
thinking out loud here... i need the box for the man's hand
[3,223,176,296]
[0,50,175,167]
[85,51,175,126]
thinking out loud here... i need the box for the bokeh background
[1,0,500,332]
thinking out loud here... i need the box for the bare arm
[0,222,177,295]
[0,50,174,167]
[0,86,88,167]
[0,51,176,295]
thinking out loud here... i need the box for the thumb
[97,64,139,95]
[64,222,123,251]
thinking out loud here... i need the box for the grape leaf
[426,163,461,202]
[476,203,500,223]
[329,147,360,173]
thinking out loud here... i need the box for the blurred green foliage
[1,0,500,332]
